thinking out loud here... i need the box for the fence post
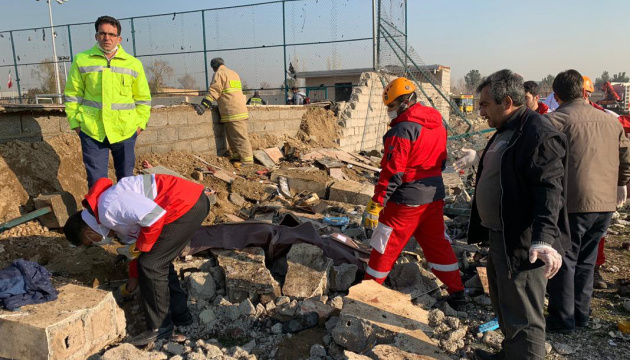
[130,17,137,56]
[404,0,408,71]
[67,24,74,62]
[202,10,209,91]
[376,0,381,68]
[282,0,288,103]
[9,31,22,104]
[372,0,377,70]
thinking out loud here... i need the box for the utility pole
[39,0,69,104]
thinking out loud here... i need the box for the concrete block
[279,110,289,119]
[0,284,126,360]
[190,138,211,153]
[152,143,173,154]
[157,127,179,142]
[168,112,188,126]
[147,110,168,127]
[283,243,332,298]
[135,144,152,155]
[178,126,210,140]
[270,169,332,198]
[328,180,374,206]
[23,116,62,136]
[33,192,77,229]
[0,115,22,138]
[136,128,158,145]
[171,141,192,152]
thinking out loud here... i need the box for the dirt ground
[296,107,341,148]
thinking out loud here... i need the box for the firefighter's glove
[453,148,479,172]
[363,199,384,230]
[529,243,562,279]
[193,97,213,115]
[116,244,141,260]
[617,186,627,208]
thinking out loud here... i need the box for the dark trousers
[547,212,612,330]
[487,230,547,360]
[137,194,210,329]
[79,131,137,188]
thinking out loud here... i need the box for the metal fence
[0,0,378,104]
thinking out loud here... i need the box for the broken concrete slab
[299,298,337,320]
[442,169,465,196]
[370,344,436,360]
[213,247,281,304]
[328,180,374,206]
[337,280,447,359]
[33,192,77,229]
[210,169,236,184]
[141,165,186,179]
[329,167,345,180]
[389,262,441,298]
[263,147,284,164]
[271,168,332,198]
[330,263,359,292]
[282,243,333,298]
[0,284,126,360]
[253,150,276,168]
[100,343,167,360]
[344,350,372,360]
[186,272,217,301]
[477,267,489,294]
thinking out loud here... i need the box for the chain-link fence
[0,0,377,105]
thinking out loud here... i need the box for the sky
[1,0,628,89]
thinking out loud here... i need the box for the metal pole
[376,0,381,68]
[67,24,74,61]
[202,10,209,91]
[404,0,408,72]
[372,0,377,70]
[282,1,288,102]
[48,0,62,104]
[130,18,137,56]
[9,31,22,104]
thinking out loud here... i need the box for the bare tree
[451,78,466,94]
[178,74,198,90]
[259,81,272,90]
[31,58,65,94]
[146,60,174,93]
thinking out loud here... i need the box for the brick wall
[0,105,307,154]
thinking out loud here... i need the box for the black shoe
[128,323,174,346]
[473,348,500,360]
[545,325,574,335]
[593,266,607,289]
[447,290,467,311]
[172,310,193,327]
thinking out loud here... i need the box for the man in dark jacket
[545,70,630,333]
[468,70,569,360]
[362,77,464,307]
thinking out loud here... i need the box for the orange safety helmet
[383,77,416,106]
[583,75,594,93]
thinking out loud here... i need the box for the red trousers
[364,200,464,293]
[596,236,606,267]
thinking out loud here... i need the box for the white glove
[453,148,479,172]
[617,186,627,208]
[529,243,562,279]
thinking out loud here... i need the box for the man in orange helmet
[362,77,465,308]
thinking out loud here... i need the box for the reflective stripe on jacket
[204,65,249,122]
[64,44,151,144]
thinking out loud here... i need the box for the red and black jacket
[536,102,549,115]
[373,103,447,206]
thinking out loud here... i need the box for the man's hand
[453,148,479,172]
[192,103,206,115]
[363,199,384,230]
[116,244,141,260]
[136,127,143,136]
[529,243,562,279]
[73,127,81,135]
[617,186,627,207]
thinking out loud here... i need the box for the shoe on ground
[473,348,500,360]
[447,290,467,311]
[593,266,607,289]
[172,310,193,327]
[545,325,574,335]
[128,323,174,346]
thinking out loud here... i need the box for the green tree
[595,71,611,89]
[464,70,482,93]
[539,74,555,95]
[611,72,629,82]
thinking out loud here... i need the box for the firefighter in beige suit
[193,58,253,165]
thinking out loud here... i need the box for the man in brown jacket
[545,69,630,334]
[193,58,253,165]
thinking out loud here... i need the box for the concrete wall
[0,105,307,155]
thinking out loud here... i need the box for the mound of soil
[297,108,341,148]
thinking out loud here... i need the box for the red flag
[7,73,12,89]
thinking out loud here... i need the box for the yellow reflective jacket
[64,45,151,144]
[204,65,249,122]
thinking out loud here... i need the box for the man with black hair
[193,58,253,165]
[545,69,630,334]
[468,69,568,360]
[65,16,151,188]
[524,81,549,114]
[63,174,209,346]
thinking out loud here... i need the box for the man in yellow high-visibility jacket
[193,58,253,165]
[64,16,151,187]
